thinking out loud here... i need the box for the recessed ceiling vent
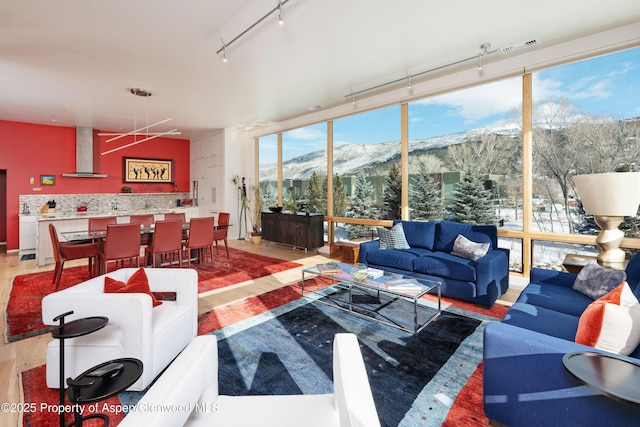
[500,39,539,54]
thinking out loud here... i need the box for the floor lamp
[573,172,640,269]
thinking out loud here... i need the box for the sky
[260,47,640,164]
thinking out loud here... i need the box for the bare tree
[532,97,582,233]
[447,132,519,178]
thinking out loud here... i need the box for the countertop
[20,206,197,220]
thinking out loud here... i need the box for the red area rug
[20,279,507,426]
[5,247,302,342]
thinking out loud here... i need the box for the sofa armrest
[483,322,640,426]
[118,335,220,427]
[530,267,578,289]
[333,334,380,427]
[474,248,509,298]
[358,239,380,265]
[143,268,198,309]
[42,292,153,362]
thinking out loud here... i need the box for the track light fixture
[278,0,284,26]
[345,41,497,101]
[478,43,491,70]
[221,39,228,63]
[216,0,289,61]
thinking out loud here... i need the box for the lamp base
[594,215,626,268]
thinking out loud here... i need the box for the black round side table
[66,358,143,427]
[563,351,640,405]
[51,311,109,427]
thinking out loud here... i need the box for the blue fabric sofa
[483,254,640,426]
[358,220,510,307]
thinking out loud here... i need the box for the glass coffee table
[302,262,441,335]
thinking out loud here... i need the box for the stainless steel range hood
[62,127,108,178]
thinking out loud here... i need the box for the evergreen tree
[449,173,497,224]
[261,181,278,208]
[382,163,402,220]
[333,174,348,217]
[410,167,443,220]
[305,171,326,214]
[345,173,377,238]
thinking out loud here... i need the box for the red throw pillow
[575,281,640,355]
[104,268,162,307]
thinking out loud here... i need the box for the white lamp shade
[573,172,640,216]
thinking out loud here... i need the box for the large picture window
[281,123,328,214]
[531,47,640,266]
[332,105,401,239]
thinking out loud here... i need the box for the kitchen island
[33,207,199,267]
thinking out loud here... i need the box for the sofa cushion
[434,221,494,253]
[394,220,436,250]
[575,282,640,355]
[377,223,410,250]
[451,234,490,261]
[366,249,417,271]
[104,267,162,307]
[501,302,580,341]
[413,252,477,282]
[572,262,626,300]
[516,282,594,317]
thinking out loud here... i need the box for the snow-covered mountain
[259,123,520,180]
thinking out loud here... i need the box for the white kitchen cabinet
[19,215,37,256]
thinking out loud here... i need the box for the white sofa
[41,268,198,391]
[118,334,381,427]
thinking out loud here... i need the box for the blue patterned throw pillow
[451,234,490,261]
[377,223,410,250]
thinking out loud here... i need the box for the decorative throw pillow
[572,262,627,300]
[377,223,410,250]
[575,282,640,355]
[104,268,162,307]
[451,234,490,261]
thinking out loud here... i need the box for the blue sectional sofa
[358,220,510,307]
[483,254,640,426]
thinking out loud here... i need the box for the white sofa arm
[118,335,219,427]
[333,333,380,427]
[42,292,153,362]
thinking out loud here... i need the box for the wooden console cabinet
[261,212,324,252]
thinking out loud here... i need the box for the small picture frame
[40,175,56,186]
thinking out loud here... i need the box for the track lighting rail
[346,43,498,99]
[216,0,290,57]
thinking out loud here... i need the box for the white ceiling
[1,0,639,140]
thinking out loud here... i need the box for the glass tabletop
[304,261,440,297]
[61,223,190,242]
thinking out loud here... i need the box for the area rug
[21,281,507,427]
[5,247,302,342]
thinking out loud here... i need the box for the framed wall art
[123,157,173,183]
[40,174,56,186]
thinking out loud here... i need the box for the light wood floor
[0,240,520,426]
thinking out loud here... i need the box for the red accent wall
[0,120,190,250]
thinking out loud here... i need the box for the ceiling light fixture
[99,89,181,155]
[221,39,228,63]
[130,88,152,97]
[478,43,491,71]
[278,0,284,26]
[216,0,290,60]
[345,41,499,100]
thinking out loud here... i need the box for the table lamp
[573,172,640,268]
